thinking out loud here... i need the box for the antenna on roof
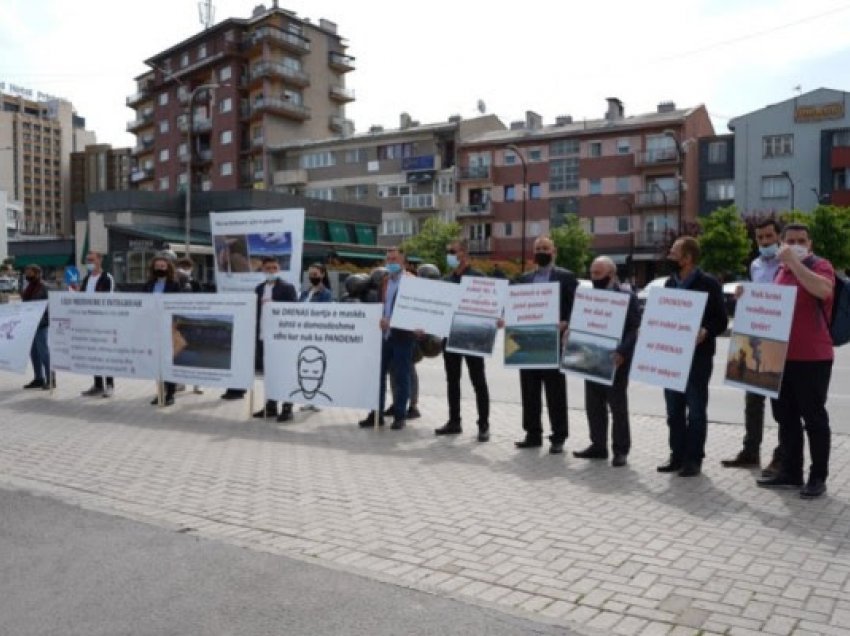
[477,99,486,114]
[198,0,215,29]
[793,84,802,96]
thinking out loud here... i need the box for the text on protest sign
[0,301,47,374]
[445,277,508,358]
[389,277,461,337]
[456,276,508,319]
[503,282,561,369]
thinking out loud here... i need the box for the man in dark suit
[658,236,728,477]
[514,235,578,454]
[79,250,117,398]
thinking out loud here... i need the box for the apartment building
[698,134,735,216]
[71,144,132,206]
[0,87,96,236]
[268,113,506,247]
[456,99,714,282]
[126,3,355,195]
[728,87,850,213]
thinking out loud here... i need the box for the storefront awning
[334,250,385,261]
[12,253,73,267]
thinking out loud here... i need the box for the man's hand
[613,352,625,368]
[380,317,389,331]
[559,321,569,333]
[413,329,425,339]
[696,327,707,344]
[777,244,798,265]
[734,284,744,299]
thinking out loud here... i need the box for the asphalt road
[0,489,575,636]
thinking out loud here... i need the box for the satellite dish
[477,99,486,114]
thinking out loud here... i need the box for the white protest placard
[724,283,797,398]
[631,286,708,392]
[389,276,461,337]
[49,292,160,379]
[159,294,257,390]
[561,288,629,385]
[446,276,508,357]
[503,282,561,369]
[0,301,47,374]
[210,209,304,293]
[262,303,382,410]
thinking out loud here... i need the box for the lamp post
[184,83,219,256]
[780,171,795,211]
[506,144,527,272]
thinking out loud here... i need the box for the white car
[0,276,18,293]
[577,278,593,289]
[636,276,668,310]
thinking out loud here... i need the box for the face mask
[790,245,809,260]
[155,269,168,278]
[85,263,95,273]
[177,269,190,277]
[758,244,779,259]
[386,263,402,275]
[265,273,278,283]
[446,253,459,269]
[25,275,36,283]
[591,276,611,290]
[309,276,322,286]
[534,252,552,267]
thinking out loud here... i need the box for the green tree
[400,217,461,272]
[781,206,850,270]
[550,215,592,275]
[697,206,750,281]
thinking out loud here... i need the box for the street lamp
[780,171,795,211]
[184,83,220,256]
[505,144,527,272]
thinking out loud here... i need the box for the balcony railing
[456,202,492,217]
[126,90,151,107]
[273,168,308,186]
[252,136,264,148]
[468,238,492,254]
[328,51,355,72]
[329,85,355,102]
[634,147,679,166]
[251,97,310,120]
[634,189,680,207]
[250,61,310,87]
[126,113,154,132]
[197,149,213,164]
[456,165,490,180]
[130,167,154,183]
[250,26,310,54]
[329,115,346,132]
[635,230,672,247]
[401,194,436,210]
[132,138,155,155]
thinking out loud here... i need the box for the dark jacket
[21,280,49,329]
[80,270,115,293]
[664,269,728,357]
[255,278,297,333]
[299,287,333,302]
[142,278,184,294]
[443,264,485,284]
[613,283,641,362]
[516,266,579,324]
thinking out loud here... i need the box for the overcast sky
[1,0,849,147]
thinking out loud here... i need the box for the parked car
[0,276,18,293]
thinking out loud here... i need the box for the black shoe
[678,463,701,477]
[800,478,827,499]
[721,452,760,468]
[150,397,159,405]
[657,459,683,473]
[572,445,608,460]
[477,430,490,443]
[612,454,627,467]
[277,410,293,423]
[761,458,781,479]
[163,395,175,407]
[24,379,45,389]
[515,438,542,449]
[253,408,278,418]
[757,473,804,488]
[406,406,421,420]
[549,441,565,455]
[435,423,462,436]
[390,419,406,430]
[359,412,384,428]
[383,404,395,416]
[220,390,244,400]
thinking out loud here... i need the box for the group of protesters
[16,218,835,500]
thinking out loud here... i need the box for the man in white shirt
[79,251,116,397]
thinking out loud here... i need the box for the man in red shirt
[757,223,834,498]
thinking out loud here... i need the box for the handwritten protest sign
[561,288,629,385]
[446,276,508,357]
[631,287,707,392]
[389,277,461,337]
[503,282,560,369]
[724,283,796,398]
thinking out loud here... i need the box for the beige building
[0,87,95,236]
[71,144,132,206]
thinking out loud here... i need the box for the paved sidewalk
[1,371,849,635]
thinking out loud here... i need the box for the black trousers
[770,360,832,481]
[584,364,630,455]
[443,351,489,429]
[93,376,114,389]
[519,369,568,443]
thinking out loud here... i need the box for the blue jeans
[30,326,50,382]
[379,331,415,421]
[664,354,713,464]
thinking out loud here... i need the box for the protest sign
[446,276,508,357]
[389,277,461,337]
[724,283,797,398]
[210,209,304,293]
[159,294,256,390]
[0,301,47,374]
[262,303,382,410]
[503,282,560,369]
[49,292,160,379]
[631,287,708,392]
[561,288,629,385]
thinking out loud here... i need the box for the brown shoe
[720,451,760,468]
[761,458,781,479]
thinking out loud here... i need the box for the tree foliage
[550,215,592,276]
[697,206,750,281]
[780,206,850,271]
[400,217,461,272]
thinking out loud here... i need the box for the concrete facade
[70,144,132,206]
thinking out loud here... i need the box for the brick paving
[1,370,849,635]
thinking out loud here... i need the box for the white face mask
[265,273,278,283]
[789,245,809,260]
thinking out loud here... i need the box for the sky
[1,0,849,147]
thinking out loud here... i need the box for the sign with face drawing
[0,301,47,373]
[262,302,382,410]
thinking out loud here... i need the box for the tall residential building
[728,87,850,213]
[267,113,506,248]
[456,99,715,283]
[697,134,735,216]
[0,87,95,236]
[127,3,355,195]
[71,144,132,206]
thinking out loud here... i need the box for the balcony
[634,147,679,167]
[329,115,346,133]
[329,51,355,72]
[126,112,154,132]
[197,149,213,164]
[126,89,151,107]
[456,202,492,217]
[634,188,680,208]
[456,165,491,180]
[402,155,436,172]
[273,168,308,186]
[329,85,355,102]
[132,138,155,155]
[635,230,672,247]
[250,97,310,121]
[254,169,265,182]
[130,167,154,183]
[177,115,213,134]
[249,26,310,55]
[468,238,492,254]
[402,194,436,211]
[831,146,850,169]
[249,61,310,88]
[251,135,264,148]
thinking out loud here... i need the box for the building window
[178,172,188,185]
[761,176,791,198]
[617,216,630,233]
[832,130,850,147]
[762,134,793,158]
[180,52,189,68]
[377,184,413,198]
[159,92,169,106]
[706,179,735,201]
[528,149,542,162]
[550,198,579,227]
[159,177,169,190]
[219,66,232,82]
[381,218,413,235]
[833,168,849,191]
[221,162,233,176]
[616,177,631,194]
[617,138,631,154]
[581,217,595,233]
[220,130,232,145]
[589,178,602,195]
[504,152,516,165]
[198,44,207,59]
[504,222,512,236]
[377,143,414,160]
[437,176,454,196]
[589,142,602,158]
[504,185,516,202]
[159,120,169,134]
[306,188,335,201]
[550,139,579,156]
[159,149,169,162]
[347,184,369,200]
[301,151,336,169]
[529,183,542,199]
[549,157,579,192]
[345,148,366,163]
[707,141,727,164]
[219,97,232,114]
